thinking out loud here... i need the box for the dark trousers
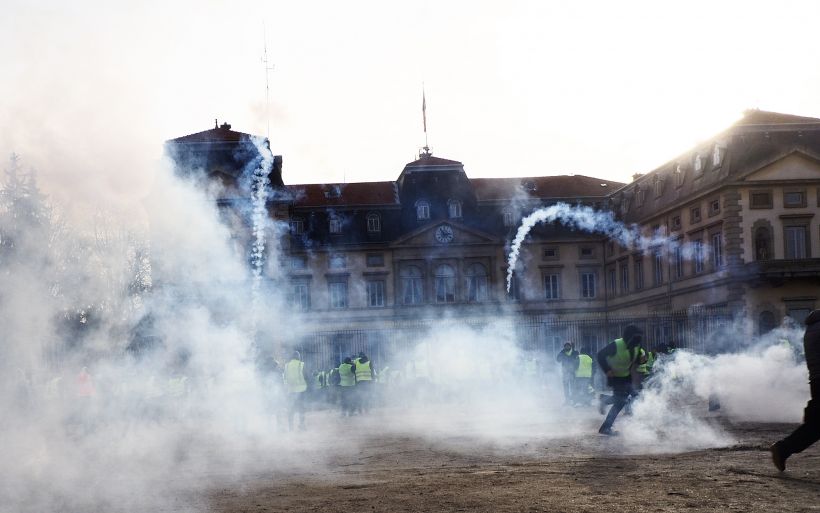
[600,377,633,432]
[287,392,305,430]
[779,323,820,455]
[561,373,574,403]
[340,386,355,416]
[356,380,373,413]
[574,377,592,404]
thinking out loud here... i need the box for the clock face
[435,225,454,243]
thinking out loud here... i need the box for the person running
[771,310,820,471]
[596,325,644,435]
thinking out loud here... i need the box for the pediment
[391,221,498,247]
[741,151,820,182]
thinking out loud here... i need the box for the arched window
[466,263,488,302]
[400,265,423,305]
[758,311,776,335]
[754,226,772,261]
[434,264,456,303]
[366,213,381,233]
[416,200,430,221]
[447,199,462,219]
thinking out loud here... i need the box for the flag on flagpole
[422,90,427,133]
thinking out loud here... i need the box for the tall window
[674,245,684,279]
[289,218,304,235]
[416,200,430,221]
[652,248,663,286]
[366,213,381,233]
[329,217,342,234]
[502,210,514,227]
[366,280,385,307]
[465,263,488,302]
[694,239,704,273]
[785,226,808,259]
[434,264,456,303]
[711,232,723,268]
[580,272,596,299]
[608,268,617,297]
[754,226,771,260]
[329,282,348,309]
[758,311,776,335]
[544,274,560,300]
[634,259,644,290]
[507,275,520,301]
[401,265,423,305]
[291,283,310,311]
[448,199,462,219]
[620,264,629,294]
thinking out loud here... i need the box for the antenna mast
[262,22,275,139]
[422,83,430,155]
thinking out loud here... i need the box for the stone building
[167,110,820,364]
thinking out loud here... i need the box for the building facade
[167,110,820,365]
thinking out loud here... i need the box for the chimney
[632,173,643,182]
[268,155,285,188]
[220,122,232,130]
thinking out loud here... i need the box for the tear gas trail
[246,135,274,330]
[506,203,706,292]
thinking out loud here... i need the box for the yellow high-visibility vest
[338,363,355,387]
[355,360,373,382]
[606,338,638,378]
[575,354,593,378]
[284,359,307,393]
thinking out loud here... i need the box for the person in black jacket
[556,342,579,405]
[771,310,820,471]
[596,325,644,435]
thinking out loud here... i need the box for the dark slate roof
[472,175,624,200]
[615,109,820,223]
[167,122,256,144]
[290,182,399,207]
[404,154,463,168]
[736,109,820,127]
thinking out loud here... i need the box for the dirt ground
[185,407,820,513]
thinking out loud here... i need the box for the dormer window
[693,154,703,175]
[635,187,645,207]
[712,144,724,167]
[366,213,381,233]
[324,185,342,198]
[329,216,342,234]
[447,199,462,219]
[416,200,430,221]
[674,164,685,187]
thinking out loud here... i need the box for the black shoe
[770,442,787,472]
[598,427,617,436]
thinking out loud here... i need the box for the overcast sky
[3,0,820,202]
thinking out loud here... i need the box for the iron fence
[297,307,735,371]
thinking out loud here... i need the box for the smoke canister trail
[505,203,709,292]
[249,136,273,328]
